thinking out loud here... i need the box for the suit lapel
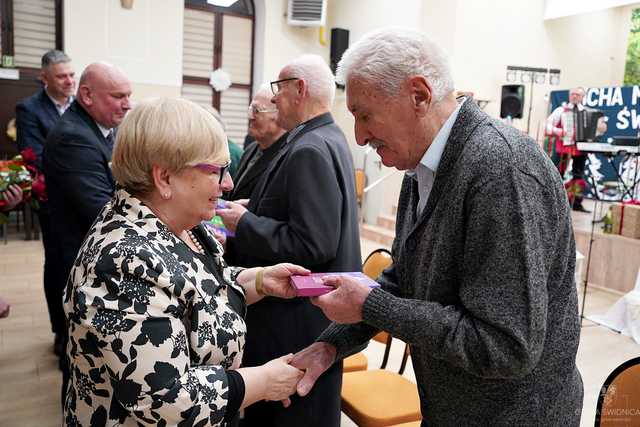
[234,150,268,197]
[231,143,259,194]
[235,143,258,178]
[407,98,488,236]
[38,89,61,124]
[250,113,334,204]
[236,134,288,197]
[71,101,113,158]
[250,139,294,205]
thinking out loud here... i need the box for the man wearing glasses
[223,85,286,204]
[217,55,361,427]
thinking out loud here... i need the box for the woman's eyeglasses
[193,161,231,184]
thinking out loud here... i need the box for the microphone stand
[580,198,599,326]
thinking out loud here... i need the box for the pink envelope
[290,272,380,297]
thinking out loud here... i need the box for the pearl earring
[163,193,170,199]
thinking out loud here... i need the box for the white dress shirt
[407,99,464,216]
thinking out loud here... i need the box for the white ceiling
[544,0,640,20]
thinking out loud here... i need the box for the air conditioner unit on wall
[287,0,327,27]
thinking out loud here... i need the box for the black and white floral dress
[63,189,247,426]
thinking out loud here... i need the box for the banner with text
[550,87,639,200]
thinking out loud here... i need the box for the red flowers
[20,148,47,202]
[0,156,32,208]
[0,148,49,211]
[21,147,37,164]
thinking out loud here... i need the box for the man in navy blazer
[16,50,75,356]
[44,62,131,404]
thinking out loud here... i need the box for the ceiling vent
[287,0,327,27]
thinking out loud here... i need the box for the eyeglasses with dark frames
[192,161,231,185]
[270,77,300,95]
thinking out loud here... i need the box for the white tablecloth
[589,268,640,344]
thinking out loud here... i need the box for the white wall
[545,0,640,20]
[255,0,638,221]
[439,1,632,140]
[253,0,427,222]
[422,0,458,60]
[330,0,636,219]
[60,0,640,222]
[328,0,424,45]
[327,0,425,223]
[253,0,328,87]
[546,7,632,88]
[64,0,183,100]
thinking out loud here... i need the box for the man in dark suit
[44,62,131,403]
[292,28,583,426]
[222,86,286,262]
[16,50,75,356]
[218,55,361,427]
[222,85,286,223]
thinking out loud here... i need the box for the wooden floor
[0,237,62,427]
[1,225,639,427]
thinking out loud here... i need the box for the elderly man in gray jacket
[291,28,583,426]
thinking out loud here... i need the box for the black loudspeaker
[330,28,349,75]
[500,84,525,119]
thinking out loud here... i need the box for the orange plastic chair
[595,356,640,426]
[341,247,421,426]
[355,168,366,205]
[343,249,393,374]
[344,351,369,373]
[362,248,392,280]
[341,337,420,427]
[362,249,393,368]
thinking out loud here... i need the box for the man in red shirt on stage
[545,86,606,212]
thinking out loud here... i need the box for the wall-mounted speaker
[500,84,525,119]
[330,28,349,76]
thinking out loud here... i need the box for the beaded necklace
[186,229,204,255]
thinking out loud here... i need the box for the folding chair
[341,337,421,427]
[344,248,393,373]
[595,356,640,426]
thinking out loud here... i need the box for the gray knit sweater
[319,99,583,426]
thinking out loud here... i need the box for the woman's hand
[237,264,310,305]
[262,354,304,405]
[262,263,310,299]
[236,353,304,409]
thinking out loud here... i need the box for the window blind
[13,0,56,68]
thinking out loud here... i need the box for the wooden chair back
[596,357,640,426]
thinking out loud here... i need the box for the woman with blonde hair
[63,98,307,426]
